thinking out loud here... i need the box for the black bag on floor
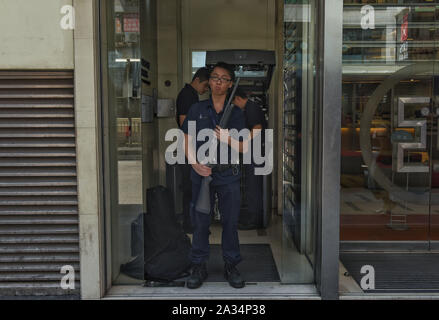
[121,186,191,282]
[120,186,191,283]
[143,186,191,282]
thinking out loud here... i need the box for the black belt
[213,164,239,175]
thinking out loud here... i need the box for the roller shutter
[0,70,79,297]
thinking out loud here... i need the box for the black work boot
[224,263,245,289]
[186,263,208,289]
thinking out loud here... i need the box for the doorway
[100,0,321,296]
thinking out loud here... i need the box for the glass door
[101,0,145,285]
[340,1,439,250]
[281,0,317,283]
[101,0,160,287]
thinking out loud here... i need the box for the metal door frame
[314,0,343,300]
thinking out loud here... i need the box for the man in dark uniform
[176,67,210,128]
[176,67,210,233]
[232,87,266,230]
[181,62,246,289]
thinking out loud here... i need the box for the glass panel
[281,0,317,283]
[340,1,437,245]
[103,0,144,285]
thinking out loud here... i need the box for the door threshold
[104,282,320,300]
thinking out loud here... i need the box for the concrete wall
[155,0,182,187]
[157,0,181,101]
[0,0,74,69]
[182,0,275,48]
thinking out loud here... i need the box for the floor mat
[340,252,439,292]
[206,244,280,282]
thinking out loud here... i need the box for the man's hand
[214,125,231,144]
[192,163,212,177]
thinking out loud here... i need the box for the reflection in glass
[340,2,438,243]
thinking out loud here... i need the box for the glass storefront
[94,0,439,298]
[341,0,438,246]
[340,0,439,292]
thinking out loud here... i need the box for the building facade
[0,0,437,300]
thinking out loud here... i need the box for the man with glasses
[181,62,246,289]
[176,67,210,233]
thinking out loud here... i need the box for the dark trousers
[190,179,242,266]
[240,163,263,226]
[181,164,192,227]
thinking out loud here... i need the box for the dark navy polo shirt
[181,97,246,186]
[176,84,199,128]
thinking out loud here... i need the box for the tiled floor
[338,262,363,294]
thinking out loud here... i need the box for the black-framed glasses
[210,76,232,83]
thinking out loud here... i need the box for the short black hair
[210,62,235,82]
[192,67,210,82]
[234,87,248,99]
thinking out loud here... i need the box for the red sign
[401,14,408,42]
[123,13,139,33]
